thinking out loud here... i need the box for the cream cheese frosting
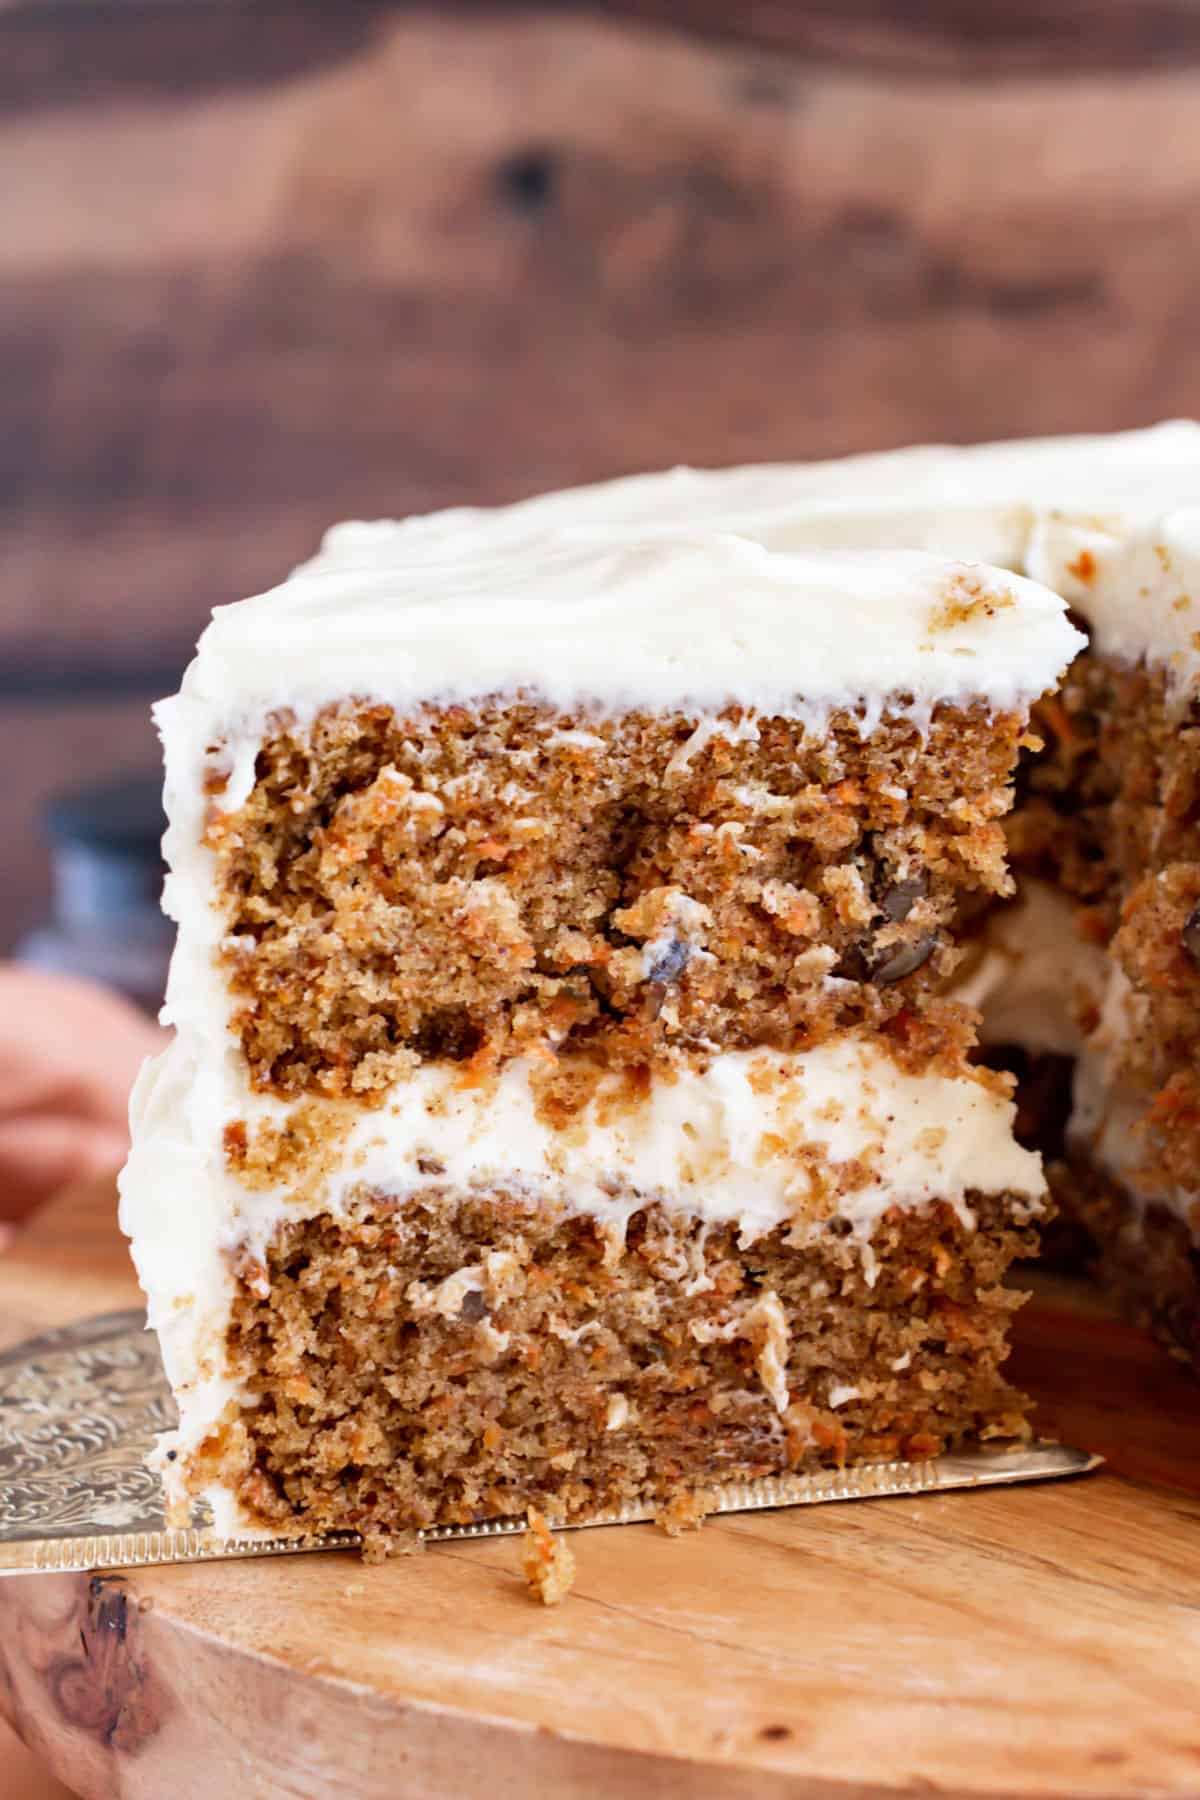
[119,1032,1045,1527]
[298,420,1200,573]
[297,420,1200,694]
[954,879,1109,1060]
[173,539,1080,764]
[959,886,1200,1243]
[1031,505,1200,704]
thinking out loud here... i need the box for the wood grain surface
[8,1,1200,77]
[0,1175,1197,1800]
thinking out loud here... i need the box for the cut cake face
[121,424,1200,1545]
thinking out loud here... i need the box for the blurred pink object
[0,966,166,1224]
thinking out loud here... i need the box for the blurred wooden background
[6,0,1200,950]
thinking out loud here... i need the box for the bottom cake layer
[184,1189,1038,1543]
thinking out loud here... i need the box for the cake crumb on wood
[361,1527,425,1564]
[655,1489,712,1536]
[520,1507,576,1605]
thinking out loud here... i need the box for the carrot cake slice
[291,421,1200,1375]
[119,530,1079,1541]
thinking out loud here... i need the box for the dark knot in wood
[497,147,559,214]
[44,1575,164,1755]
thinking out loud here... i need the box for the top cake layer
[158,539,1081,1086]
[156,465,1090,1086]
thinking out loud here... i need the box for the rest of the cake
[120,530,1079,1541]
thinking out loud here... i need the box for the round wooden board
[1,1179,1198,1800]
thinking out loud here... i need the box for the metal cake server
[0,1309,1102,1576]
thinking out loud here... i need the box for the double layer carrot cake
[120,531,1079,1541]
[302,421,1200,1374]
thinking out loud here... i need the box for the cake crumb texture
[191,1188,1037,1542]
[521,1507,576,1606]
[210,698,1028,1097]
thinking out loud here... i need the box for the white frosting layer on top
[1030,506,1200,702]
[178,539,1078,741]
[302,421,1200,574]
[118,1033,1044,1526]
[298,419,1200,692]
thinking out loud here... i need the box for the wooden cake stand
[1,1177,1197,1800]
